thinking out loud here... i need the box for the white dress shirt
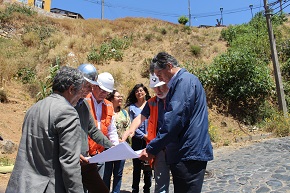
[92,95,119,146]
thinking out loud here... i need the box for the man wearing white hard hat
[122,73,170,193]
[85,72,119,179]
[76,64,113,193]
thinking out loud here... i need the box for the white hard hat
[149,73,165,88]
[97,72,115,92]
[77,63,98,85]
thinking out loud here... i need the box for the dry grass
[0,5,228,108]
[1,3,283,149]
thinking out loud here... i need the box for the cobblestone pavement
[119,137,290,193]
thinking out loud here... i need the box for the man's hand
[80,154,89,166]
[139,148,155,161]
[143,134,148,142]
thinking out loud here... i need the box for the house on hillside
[50,8,84,19]
[5,0,51,12]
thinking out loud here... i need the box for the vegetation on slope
[0,2,289,148]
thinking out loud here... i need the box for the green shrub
[160,28,167,35]
[6,3,36,16]
[181,26,191,34]
[16,67,36,84]
[196,49,274,124]
[24,25,56,41]
[0,3,36,23]
[277,39,290,63]
[282,80,290,110]
[202,49,272,102]
[178,16,188,25]
[190,45,201,57]
[87,47,101,64]
[282,58,290,81]
[88,37,131,64]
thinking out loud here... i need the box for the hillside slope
[0,3,272,191]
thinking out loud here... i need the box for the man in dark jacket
[140,52,213,193]
[76,63,113,193]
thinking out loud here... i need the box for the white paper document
[87,142,142,163]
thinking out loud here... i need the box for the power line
[83,0,267,20]
[272,0,290,14]
[84,0,180,17]
[273,2,290,15]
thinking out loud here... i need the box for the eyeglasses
[114,95,123,99]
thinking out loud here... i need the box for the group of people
[6,52,213,193]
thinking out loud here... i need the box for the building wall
[10,0,51,12]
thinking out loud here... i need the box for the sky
[51,0,290,27]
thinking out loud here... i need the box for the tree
[178,16,189,25]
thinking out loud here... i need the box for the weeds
[0,89,8,103]
[0,156,13,166]
[36,59,60,101]
[24,24,56,41]
[190,45,201,57]
[263,113,290,137]
[208,124,219,143]
[16,67,36,84]
[87,37,132,64]
[140,58,151,78]
[144,34,154,42]
[0,3,36,23]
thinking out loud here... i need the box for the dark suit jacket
[75,99,113,157]
[6,93,83,193]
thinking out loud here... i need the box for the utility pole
[279,0,283,15]
[188,0,191,27]
[220,7,223,25]
[101,0,104,20]
[264,0,288,117]
[249,4,253,19]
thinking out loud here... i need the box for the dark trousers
[131,137,152,193]
[103,160,126,193]
[170,160,207,193]
[81,163,109,193]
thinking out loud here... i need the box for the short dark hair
[52,66,84,93]
[150,52,179,74]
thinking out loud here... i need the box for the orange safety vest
[146,96,165,167]
[85,93,114,156]
[146,96,159,143]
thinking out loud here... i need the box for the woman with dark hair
[103,90,130,193]
[125,84,152,193]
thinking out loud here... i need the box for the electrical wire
[273,2,290,15]
[272,0,290,15]
[83,0,266,20]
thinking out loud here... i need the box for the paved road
[119,137,290,193]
